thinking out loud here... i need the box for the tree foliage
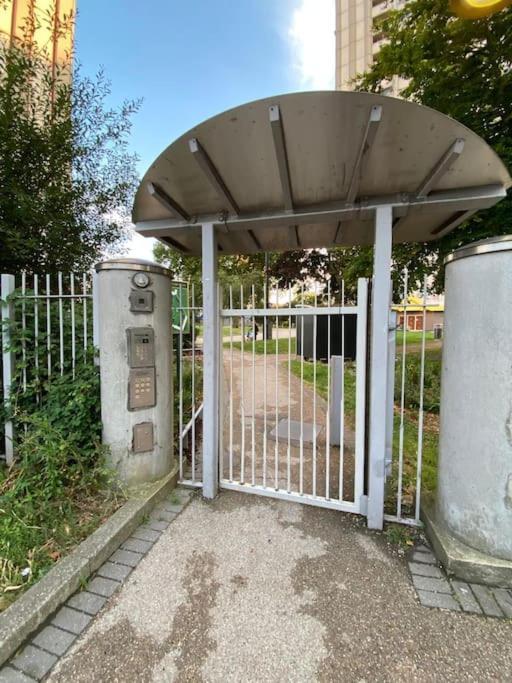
[353,0,512,291]
[153,243,276,306]
[268,1,512,296]
[0,6,140,273]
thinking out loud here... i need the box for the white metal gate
[218,278,368,514]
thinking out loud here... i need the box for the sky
[75,0,335,259]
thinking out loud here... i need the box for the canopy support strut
[367,204,393,530]
[201,222,219,499]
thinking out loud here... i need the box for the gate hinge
[359,494,369,516]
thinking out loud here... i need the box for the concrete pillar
[95,258,174,487]
[436,237,512,564]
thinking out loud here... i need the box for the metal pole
[1,274,15,465]
[201,222,219,499]
[367,205,393,530]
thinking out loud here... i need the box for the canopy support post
[202,222,219,499]
[367,205,393,529]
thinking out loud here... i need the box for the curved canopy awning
[133,91,511,256]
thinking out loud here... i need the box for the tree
[153,243,274,307]
[271,2,511,296]
[0,8,140,273]
[352,0,512,291]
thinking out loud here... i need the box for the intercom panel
[127,327,155,368]
[128,367,156,409]
[129,290,154,313]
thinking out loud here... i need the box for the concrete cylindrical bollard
[95,258,173,487]
[437,236,512,562]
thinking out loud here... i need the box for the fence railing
[1,272,95,464]
[2,268,439,527]
[385,271,443,527]
[173,280,203,487]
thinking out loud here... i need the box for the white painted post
[1,274,15,465]
[92,270,100,360]
[385,310,397,479]
[329,356,343,446]
[202,223,219,499]
[367,205,393,529]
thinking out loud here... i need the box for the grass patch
[289,350,440,514]
[396,330,435,345]
[289,359,357,428]
[225,337,297,355]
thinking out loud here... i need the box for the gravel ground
[49,492,512,682]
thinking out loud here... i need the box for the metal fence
[1,268,438,527]
[173,280,203,487]
[218,279,368,513]
[1,272,96,464]
[384,272,441,527]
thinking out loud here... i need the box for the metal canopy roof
[133,91,511,256]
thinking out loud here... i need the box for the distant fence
[1,272,96,464]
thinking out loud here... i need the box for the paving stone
[51,606,92,635]
[87,576,120,598]
[470,584,503,618]
[150,507,176,523]
[414,544,433,554]
[160,501,184,514]
[173,488,193,503]
[417,589,461,611]
[121,537,153,554]
[109,548,143,568]
[492,588,512,618]
[409,562,444,579]
[145,519,169,532]
[32,625,76,656]
[0,666,36,682]
[67,591,107,615]
[411,550,436,564]
[131,526,161,543]
[412,575,451,594]
[97,561,132,582]
[451,581,483,614]
[11,645,57,680]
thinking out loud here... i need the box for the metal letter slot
[127,327,155,368]
[128,367,156,410]
[133,422,154,453]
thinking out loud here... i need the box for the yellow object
[450,0,511,18]
[0,0,75,75]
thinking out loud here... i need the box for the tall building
[335,0,406,95]
[0,0,75,77]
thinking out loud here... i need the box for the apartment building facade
[0,0,75,76]
[335,0,406,95]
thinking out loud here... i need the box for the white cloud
[288,0,335,90]
[123,229,157,262]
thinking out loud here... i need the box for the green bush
[0,363,120,606]
[394,349,442,414]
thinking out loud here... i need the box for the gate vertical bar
[367,205,393,529]
[354,278,368,509]
[202,222,219,499]
[1,274,15,465]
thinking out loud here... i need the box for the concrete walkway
[49,492,512,682]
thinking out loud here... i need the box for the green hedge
[394,349,442,414]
